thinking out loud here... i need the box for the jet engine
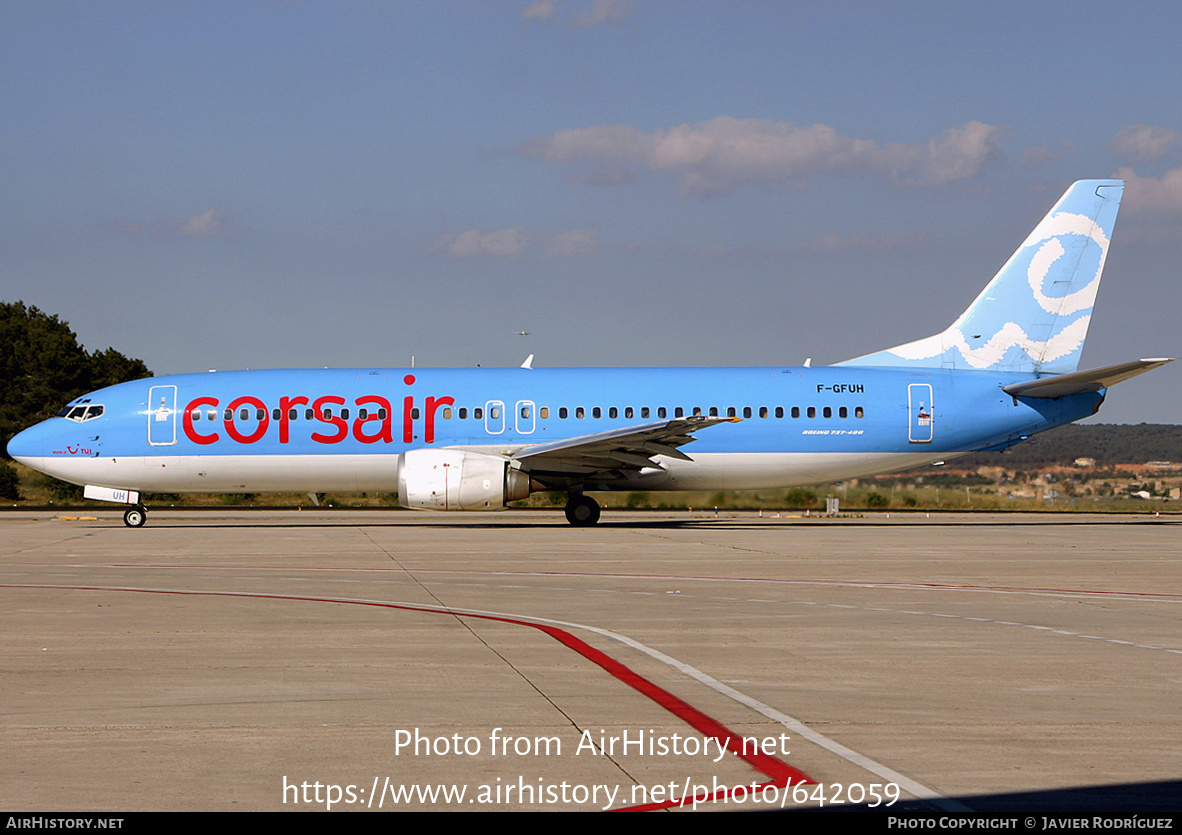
[397,449,531,511]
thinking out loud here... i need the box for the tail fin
[838,180,1124,374]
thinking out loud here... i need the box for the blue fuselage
[8,365,1102,495]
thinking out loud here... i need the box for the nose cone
[6,421,47,464]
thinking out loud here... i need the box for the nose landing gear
[123,505,147,528]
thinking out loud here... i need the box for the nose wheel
[123,505,148,528]
[564,495,600,526]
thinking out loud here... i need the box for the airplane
[6,180,1173,527]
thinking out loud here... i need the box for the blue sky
[3,1,1179,422]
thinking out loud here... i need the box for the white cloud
[519,117,1003,195]
[432,227,600,258]
[574,0,630,26]
[110,209,228,239]
[523,0,633,26]
[437,227,530,258]
[179,209,225,237]
[1115,166,1182,215]
[522,0,558,23]
[1109,125,1180,163]
[909,121,1005,185]
[543,228,599,257]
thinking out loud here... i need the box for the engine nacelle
[397,449,531,511]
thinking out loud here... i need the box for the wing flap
[511,415,737,478]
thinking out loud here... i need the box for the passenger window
[807,407,816,418]
[208,410,217,421]
[775,406,784,418]
[379,409,388,420]
[791,407,800,418]
[692,407,702,416]
[459,407,468,419]
[855,406,864,418]
[474,407,483,420]
[540,407,549,419]
[289,409,297,420]
[443,408,452,419]
[726,407,736,417]
[823,406,832,418]
[272,409,281,420]
[839,406,848,418]
[412,407,421,419]
[625,407,634,419]
[657,407,666,418]
[341,408,350,420]
[192,409,201,421]
[609,407,618,419]
[759,406,768,418]
[743,407,752,419]
[520,406,530,419]
[674,407,683,418]
[359,408,369,420]
[305,409,314,420]
[592,407,602,419]
[641,407,650,418]
[576,407,585,419]
[559,407,568,419]
[709,407,718,417]
[224,409,233,420]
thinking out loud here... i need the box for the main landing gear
[123,505,148,528]
[564,494,600,526]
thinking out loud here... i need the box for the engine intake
[398,449,530,511]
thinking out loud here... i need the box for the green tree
[0,460,20,500]
[1,301,151,455]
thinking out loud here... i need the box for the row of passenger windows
[440,405,865,420]
[188,404,866,422]
[191,408,390,421]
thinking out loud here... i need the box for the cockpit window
[59,405,104,422]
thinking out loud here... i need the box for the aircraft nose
[6,421,48,463]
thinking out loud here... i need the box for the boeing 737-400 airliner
[7,180,1173,526]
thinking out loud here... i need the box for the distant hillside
[954,424,1182,468]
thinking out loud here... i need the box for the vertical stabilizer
[838,180,1124,374]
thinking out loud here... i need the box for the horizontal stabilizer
[1002,358,1175,398]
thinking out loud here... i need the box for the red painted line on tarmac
[2,582,814,810]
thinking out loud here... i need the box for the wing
[509,415,738,481]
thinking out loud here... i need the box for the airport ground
[1,509,1178,814]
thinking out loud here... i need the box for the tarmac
[1,508,1178,813]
